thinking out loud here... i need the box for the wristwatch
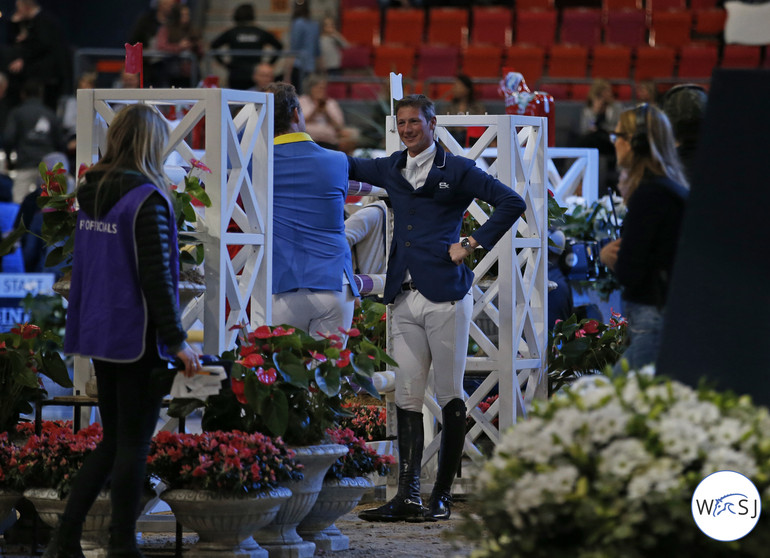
[461,237,474,252]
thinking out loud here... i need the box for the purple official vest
[64,183,179,362]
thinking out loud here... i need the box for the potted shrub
[298,427,394,552]
[0,323,70,435]
[0,432,21,535]
[146,429,300,558]
[458,372,770,557]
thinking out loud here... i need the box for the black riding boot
[358,407,426,522]
[107,527,144,558]
[42,519,85,558]
[425,398,466,521]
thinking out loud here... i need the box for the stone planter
[23,488,112,558]
[161,488,291,558]
[253,444,347,558]
[297,476,374,552]
[0,490,21,535]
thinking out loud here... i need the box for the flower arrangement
[338,402,387,441]
[547,311,627,393]
[7,421,101,499]
[347,299,391,373]
[458,372,770,557]
[0,431,19,491]
[171,323,393,447]
[0,322,71,434]
[146,430,303,497]
[323,427,394,481]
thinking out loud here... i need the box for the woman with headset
[600,103,689,371]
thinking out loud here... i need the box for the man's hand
[600,238,621,271]
[449,236,478,265]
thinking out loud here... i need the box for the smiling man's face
[397,106,436,157]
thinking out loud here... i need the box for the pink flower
[309,351,327,363]
[338,326,361,338]
[574,329,586,338]
[190,159,212,173]
[256,367,277,385]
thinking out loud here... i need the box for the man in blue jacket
[350,94,526,522]
[268,81,359,338]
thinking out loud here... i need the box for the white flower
[597,438,653,479]
[666,399,720,428]
[701,447,758,478]
[655,416,708,464]
[626,457,684,500]
[707,418,750,447]
[505,465,580,514]
[587,402,631,444]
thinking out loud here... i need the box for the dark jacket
[348,142,526,304]
[76,170,186,352]
[4,98,63,168]
[210,25,283,88]
[614,171,688,307]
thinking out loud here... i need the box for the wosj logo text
[692,470,761,542]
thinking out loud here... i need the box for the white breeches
[272,287,357,340]
[390,289,473,412]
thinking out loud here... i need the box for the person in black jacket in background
[210,3,283,90]
[46,104,201,558]
[600,104,688,371]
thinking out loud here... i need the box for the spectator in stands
[210,3,283,90]
[116,69,141,89]
[155,3,204,88]
[599,104,688,371]
[350,94,525,523]
[6,0,69,110]
[299,73,345,149]
[661,83,708,183]
[0,73,12,153]
[4,80,63,203]
[446,74,486,147]
[250,62,275,92]
[319,16,349,75]
[267,81,359,338]
[635,80,657,105]
[129,0,177,88]
[283,0,320,94]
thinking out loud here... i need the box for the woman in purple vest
[49,104,201,558]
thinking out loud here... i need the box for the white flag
[390,72,403,101]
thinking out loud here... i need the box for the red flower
[231,378,247,404]
[238,353,264,368]
[336,349,352,368]
[338,326,361,338]
[11,323,40,339]
[272,326,295,337]
[309,351,327,363]
[78,163,91,179]
[582,320,599,334]
[256,367,277,385]
[190,159,212,173]
[574,329,586,338]
[253,325,273,339]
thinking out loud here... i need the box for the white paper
[170,366,227,399]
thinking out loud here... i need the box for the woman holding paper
[48,104,200,558]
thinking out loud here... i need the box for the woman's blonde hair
[616,104,688,200]
[87,103,170,201]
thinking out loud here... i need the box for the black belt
[401,281,418,292]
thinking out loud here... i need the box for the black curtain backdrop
[656,68,770,405]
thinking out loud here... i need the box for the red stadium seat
[516,0,553,10]
[383,8,425,47]
[603,0,642,11]
[373,45,417,77]
[677,43,718,78]
[340,45,373,72]
[591,44,633,79]
[604,9,647,47]
[560,8,603,47]
[341,9,381,46]
[349,82,382,100]
[547,44,589,78]
[720,45,762,68]
[649,10,693,48]
[427,8,468,47]
[690,0,718,9]
[416,45,460,81]
[462,45,504,78]
[646,0,687,13]
[515,10,558,47]
[341,0,378,8]
[504,44,546,85]
[471,6,513,47]
[634,45,676,80]
[693,8,727,38]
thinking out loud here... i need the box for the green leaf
[352,372,381,398]
[0,222,28,258]
[315,366,341,397]
[273,352,310,389]
[260,388,289,437]
[39,351,72,388]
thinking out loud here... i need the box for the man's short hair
[266,81,300,136]
[395,94,436,122]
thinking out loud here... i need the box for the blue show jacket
[348,142,526,304]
